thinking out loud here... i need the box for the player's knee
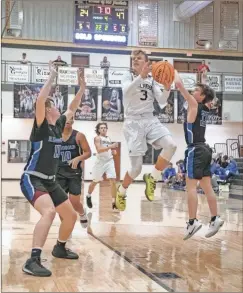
[161,140,177,161]
[129,165,142,179]
[109,179,116,185]
[43,207,56,221]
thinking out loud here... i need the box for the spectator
[100,56,110,86]
[176,160,185,184]
[225,156,239,179]
[220,155,229,168]
[19,53,30,64]
[163,163,176,186]
[198,60,210,84]
[53,55,67,67]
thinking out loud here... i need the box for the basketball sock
[57,239,66,247]
[211,216,217,222]
[86,194,91,198]
[31,248,42,258]
[119,185,126,194]
[151,167,161,181]
[189,218,196,225]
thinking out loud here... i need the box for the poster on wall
[206,74,222,92]
[207,92,223,125]
[108,70,127,87]
[179,73,197,90]
[74,87,98,121]
[84,68,104,87]
[224,75,242,92]
[138,0,158,46]
[33,65,50,83]
[8,140,31,163]
[153,91,175,123]
[101,87,124,122]
[57,66,79,86]
[13,84,68,118]
[7,64,29,83]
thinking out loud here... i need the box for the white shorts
[123,117,171,156]
[92,159,116,182]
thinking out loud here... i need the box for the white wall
[2,90,243,180]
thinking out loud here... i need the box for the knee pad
[160,140,177,162]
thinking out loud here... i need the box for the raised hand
[48,60,57,78]
[78,69,86,89]
[140,62,152,79]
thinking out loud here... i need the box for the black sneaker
[86,196,93,208]
[22,257,52,277]
[52,245,79,259]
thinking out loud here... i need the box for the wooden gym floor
[1,180,243,292]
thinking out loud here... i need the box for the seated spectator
[176,160,185,185]
[225,156,239,179]
[163,163,176,186]
[53,55,67,67]
[19,53,30,64]
[220,155,229,168]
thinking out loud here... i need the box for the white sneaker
[205,216,224,238]
[80,210,88,229]
[183,219,202,240]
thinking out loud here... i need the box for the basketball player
[57,116,91,228]
[174,72,224,240]
[20,63,86,277]
[86,123,118,210]
[115,50,177,211]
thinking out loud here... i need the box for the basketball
[81,105,91,113]
[152,61,175,87]
[103,100,110,109]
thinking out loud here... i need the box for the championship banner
[206,74,221,92]
[13,84,68,118]
[84,68,104,87]
[33,66,50,83]
[101,87,124,122]
[57,66,79,86]
[7,64,29,83]
[177,91,187,124]
[224,75,242,92]
[74,87,98,121]
[108,70,127,87]
[153,91,174,123]
[179,73,197,90]
[207,92,222,125]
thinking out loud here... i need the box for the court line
[89,231,174,292]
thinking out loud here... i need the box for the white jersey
[122,73,170,118]
[96,135,113,161]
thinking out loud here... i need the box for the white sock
[151,167,162,181]
[86,194,91,198]
[58,239,66,243]
[119,185,127,194]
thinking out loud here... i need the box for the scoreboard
[74,1,129,45]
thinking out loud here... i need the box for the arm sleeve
[56,115,67,132]
[122,74,143,98]
[153,83,170,104]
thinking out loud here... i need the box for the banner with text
[58,66,79,86]
[74,87,98,121]
[224,75,242,92]
[102,87,124,122]
[108,70,127,87]
[84,68,104,87]
[206,74,222,92]
[33,66,50,83]
[207,92,222,125]
[7,64,29,83]
[179,73,197,90]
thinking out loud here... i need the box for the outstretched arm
[174,71,198,123]
[63,71,86,121]
[35,61,57,127]
[94,136,118,154]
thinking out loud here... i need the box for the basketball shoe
[205,216,224,238]
[184,219,202,240]
[143,173,156,201]
[115,185,126,211]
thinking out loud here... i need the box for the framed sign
[8,140,31,163]
[102,87,124,122]
[84,68,104,87]
[33,66,50,83]
[206,74,222,92]
[179,73,197,90]
[7,64,29,83]
[57,66,79,86]
[138,0,158,46]
[108,70,127,87]
[224,75,242,92]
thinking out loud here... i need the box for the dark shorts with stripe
[20,173,68,207]
[184,143,212,180]
[56,167,82,196]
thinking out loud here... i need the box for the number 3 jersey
[58,130,82,176]
[122,73,170,118]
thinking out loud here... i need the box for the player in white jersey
[115,50,177,211]
[86,123,118,210]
